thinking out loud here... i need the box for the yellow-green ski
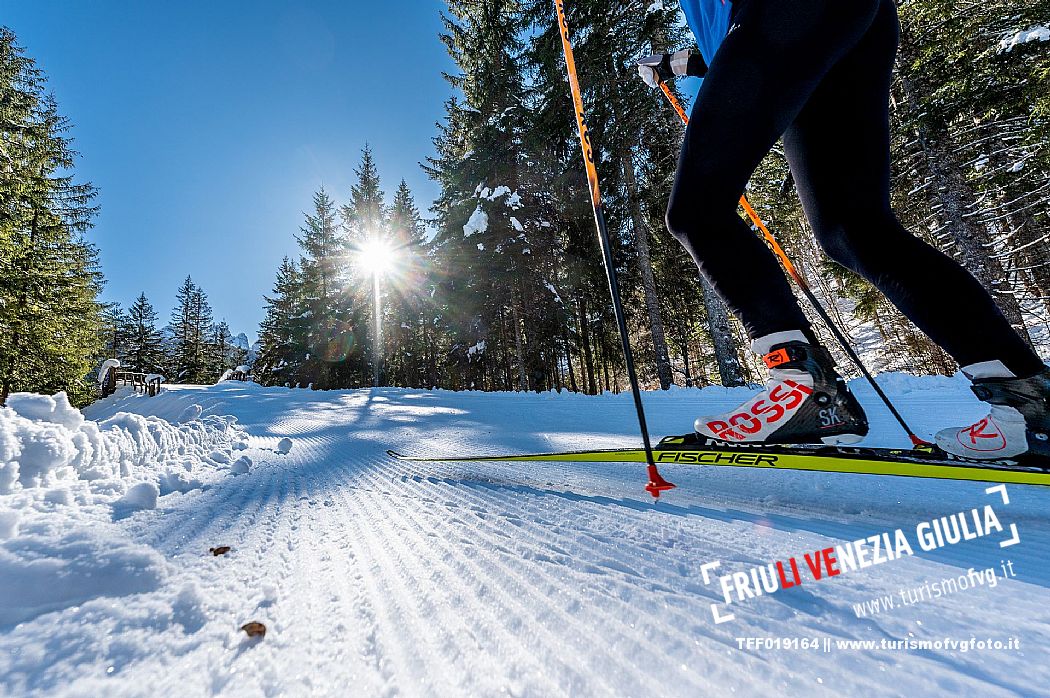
[387,435,1050,487]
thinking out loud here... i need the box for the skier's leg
[783,0,1049,457]
[666,0,882,341]
[669,0,881,443]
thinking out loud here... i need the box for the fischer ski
[387,434,1050,488]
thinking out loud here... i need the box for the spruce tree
[123,292,166,374]
[297,187,362,388]
[169,276,215,383]
[256,257,308,387]
[208,320,237,377]
[427,0,568,391]
[0,29,103,405]
[97,303,128,365]
[342,150,389,386]
[343,146,387,245]
[386,180,432,386]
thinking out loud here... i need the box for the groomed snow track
[3,381,1050,696]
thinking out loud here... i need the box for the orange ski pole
[555,0,675,497]
[657,81,928,447]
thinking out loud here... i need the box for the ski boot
[936,364,1050,460]
[695,332,869,445]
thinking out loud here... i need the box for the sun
[357,238,396,276]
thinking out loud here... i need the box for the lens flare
[358,238,396,276]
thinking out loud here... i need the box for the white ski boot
[695,331,869,445]
[936,362,1050,460]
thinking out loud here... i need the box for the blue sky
[3,0,456,340]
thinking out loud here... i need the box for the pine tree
[343,146,387,244]
[169,276,215,383]
[385,180,432,387]
[96,303,128,365]
[342,150,389,386]
[0,28,103,405]
[427,0,569,391]
[208,320,237,377]
[297,187,364,388]
[123,292,166,374]
[255,257,308,387]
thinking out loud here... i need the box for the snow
[178,404,204,423]
[230,456,252,475]
[1,378,1049,695]
[474,184,523,210]
[116,482,160,511]
[0,511,19,540]
[463,206,489,237]
[144,374,165,384]
[999,25,1050,52]
[97,359,121,387]
[510,216,524,232]
[6,392,84,431]
[0,389,250,639]
[545,282,564,304]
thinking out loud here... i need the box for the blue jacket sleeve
[680,0,733,67]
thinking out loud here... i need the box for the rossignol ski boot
[936,364,1050,460]
[695,332,869,446]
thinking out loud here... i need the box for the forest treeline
[255,0,1050,393]
[3,1,1049,405]
[0,28,247,404]
[99,278,250,385]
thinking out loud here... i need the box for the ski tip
[386,450,405,459]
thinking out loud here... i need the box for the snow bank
[0,390,252,627]
[0,392,244,493]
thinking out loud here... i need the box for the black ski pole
[656,81,929,447]
[556,0,675,497]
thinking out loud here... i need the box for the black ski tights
[666,0,1043,377]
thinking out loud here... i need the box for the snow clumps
[0,392,245,495]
